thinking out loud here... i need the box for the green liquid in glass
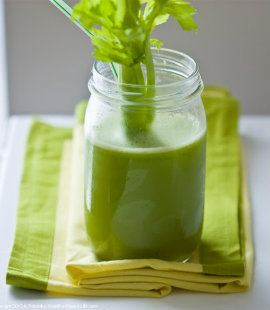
[84,121,206,261]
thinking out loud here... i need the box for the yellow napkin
[47,124,253,297]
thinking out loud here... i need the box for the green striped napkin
[6,86,253,297]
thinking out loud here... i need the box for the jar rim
[89,48,203,106]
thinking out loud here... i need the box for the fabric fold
[6,122,72,290]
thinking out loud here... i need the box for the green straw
[49,0,118,79]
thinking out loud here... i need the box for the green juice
[84,114,206,261]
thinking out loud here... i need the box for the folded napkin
[6,87,253,297]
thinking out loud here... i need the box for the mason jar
[84,48,206,262]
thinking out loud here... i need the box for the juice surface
[84,114,206,261]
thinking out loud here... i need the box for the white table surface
[0,115,270,310]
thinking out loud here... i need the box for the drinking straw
[49,0,118,79]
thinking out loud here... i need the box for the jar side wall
[84,48,207,261]
[85,93,206,152]
[84,93,207,261]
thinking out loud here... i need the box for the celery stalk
[119,51,155,134]
[70,0,198,132]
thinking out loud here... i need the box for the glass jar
[84,48,206,262]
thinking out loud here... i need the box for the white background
[3,0,270,115]
[0,0,8,136]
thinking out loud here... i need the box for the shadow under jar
[84,48,206,262]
